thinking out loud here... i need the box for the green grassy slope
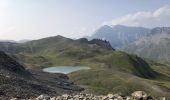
[12,36,114,68]
[69,69,170,98]
[69,52,170,98]
[0,35,170,98]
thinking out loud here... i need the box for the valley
[0,35,170,99]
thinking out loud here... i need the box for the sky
[0,0,170,41]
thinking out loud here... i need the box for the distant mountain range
[0,39,30,43]
[124,27,170,62]
[88,25,150,48]
[0,40,16,43]
[88,25,170,63]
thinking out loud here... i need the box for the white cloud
[109,5,170,28]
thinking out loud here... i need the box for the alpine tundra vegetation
[0,0,170,99]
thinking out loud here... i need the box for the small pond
[43,66,90,74]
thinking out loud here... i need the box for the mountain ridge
[88,25,150,48]
[124,27,170,62]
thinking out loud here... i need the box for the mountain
[89,25,150,48]
[124,27,170,62]
[0,40,16,43]
[0,50,83,99]
[0,35,156,78]
[17,39,31,43]
[0,35,114,69]
[0,35,169,98]
[0,39,31,43]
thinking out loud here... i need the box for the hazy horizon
[0,0,170,41]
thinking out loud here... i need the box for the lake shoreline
[43,66,90,74]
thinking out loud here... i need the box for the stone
[36,94,50,100]
[62,94,70,99]
[160,97,166,100]
[131,91,148,100]
[107,94,114,99]
[102,96,108,100]
[113,94,120,98]
[117,96,123,100]
[56,96,62,100]
[50,97,56,100]
[126,96,132,100]
[10,98,19,100]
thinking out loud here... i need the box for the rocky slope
[0,50,83,99]
[77,38,114,50]
[124,27,170,62]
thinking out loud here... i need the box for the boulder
[117,96,123,100]
[107,94,114,99]
[10,98,19,100]
[131,91,148,100]
[102,96,108,100]
[107,93,121,99]
[126,96,132,100]
[56,96,62,100]
[36,94,50,100]
[50,97,56,100]
[62,94,71,99]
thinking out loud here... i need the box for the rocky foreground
[0,50,83,99]
[10,91,166,100]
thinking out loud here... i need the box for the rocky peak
[89,39,114,50]
[112,24,127,29]
[95,25,113,34]
[77,38,114,50]
[76,38,88,43]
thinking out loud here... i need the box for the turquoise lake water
[43,66,90,74]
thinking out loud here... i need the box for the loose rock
[131,91,148,100]
[36,94,50,100]
[10,91,157,100]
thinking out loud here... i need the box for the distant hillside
[0,35,156,78]
[0,50,83,99]
[88,25,150,48]
[0,35,114,69]
[0,35,170,98]
[124,27,170,63]
[69,51,170,98]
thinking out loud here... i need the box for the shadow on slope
[92,51,158,79]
